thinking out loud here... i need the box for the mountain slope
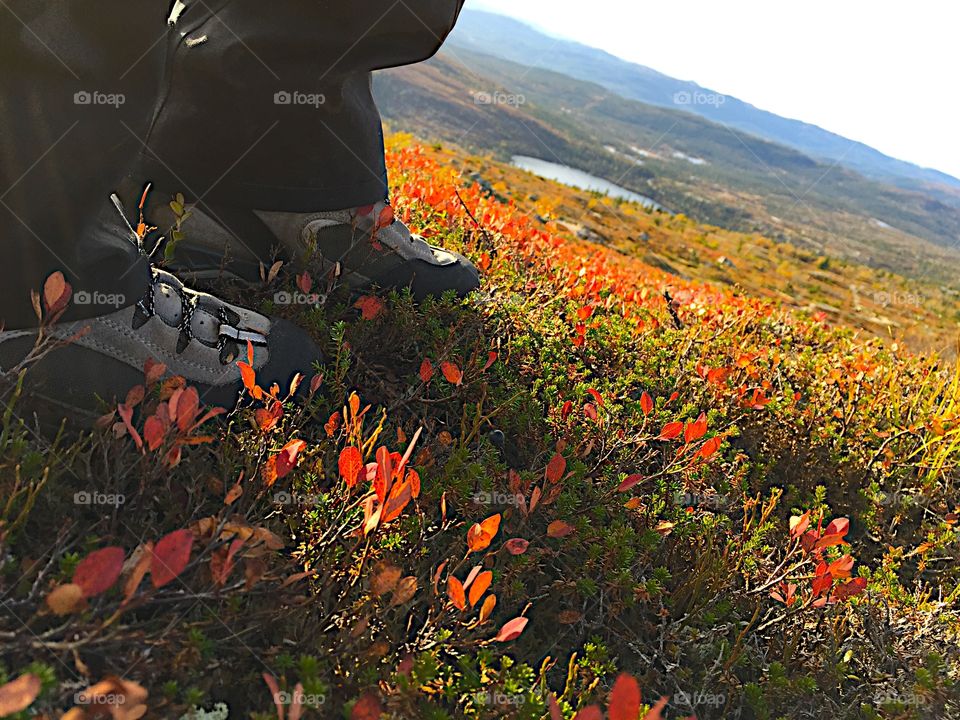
[447,10,960,196]
[374,48,960,285]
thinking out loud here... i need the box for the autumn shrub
[0,137,958,719]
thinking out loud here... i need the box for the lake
[512,155,667,211]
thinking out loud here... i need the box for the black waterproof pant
[0,0,464,330]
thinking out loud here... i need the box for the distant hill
[446,10,960,197]
[373,48,960,285]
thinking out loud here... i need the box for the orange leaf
[0,674,41,716]
[43,271,71,314]
[684,412,708,443]
[468,570,493,607]
[658,421,683,441]
[493,616,528,642]
[608,673,641,720]
[467,513,501,552]
[354,295,385,320]
[73,546,125,598]
[123,542,153,603]
[46,583,86,615]
[339,446,364,489]
[447,575,466,611]
[545,452,566,484]
[696,435,722,460]
[151,528,194,588]
[483,351,498,371]
[479,593,497,623]
[440,361,463,386]
[547,520,575,538]
[419,358,434,383]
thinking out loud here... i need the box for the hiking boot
[136,189,480,301]
[0,209,320,429]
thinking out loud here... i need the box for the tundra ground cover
[0,137,958,719]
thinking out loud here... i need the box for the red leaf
[504,538,529,555]
[642,696,670,720]
[175,386,200,432]
[274,439,307,480]
[583,403,598,421]
[351,691,383,720]
[561,400,573,421]
[789,511,811,539]
[440,361,463,386]
[824,517,850,537]
[684,412,708,443]
[483,351,498,371]
[833,576,867,601]
[586,388,604,406]
[354,295,385,320]
[151,529,194,588]
[658,421,683,440]
[545,452,566,484]
[618,474,643,492]
[210,538,245,587]
[419,358,434,383]
[144,358,167,385]
[572,706,603,720]
[73,546,125,598]
[608,673,641,720]
[493,616,528,642]
[339,446,364,489]
[117,403,143,451]
[640,392,654,416]
[143,414,166,452]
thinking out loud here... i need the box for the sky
[469,0,960,180]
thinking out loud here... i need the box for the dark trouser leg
[0,2,168,330]
[133,0,465,213]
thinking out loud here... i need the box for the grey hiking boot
[0,206,320,429]
[136,190,480,301]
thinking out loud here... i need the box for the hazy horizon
[467,1,960,182]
